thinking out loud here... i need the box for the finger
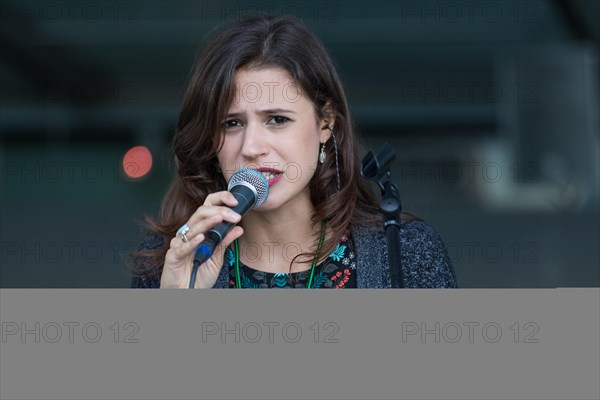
[182,213,241,246]
[169,230,204,249]
[172,191,242,246]
[204,191,238,207]
[170,209,237,245]
[169,233,196,250]
[222,225,244,248]
[186,206,241,231]
[169,233,205,259]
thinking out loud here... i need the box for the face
[216,67,332,212]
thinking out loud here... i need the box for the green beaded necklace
[233,220,327,288]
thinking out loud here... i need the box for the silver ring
[177,224,190,242]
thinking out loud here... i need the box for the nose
[240,122,269,161]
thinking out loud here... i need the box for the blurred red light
[122,146,152,179]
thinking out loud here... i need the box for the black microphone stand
[361,143,403,288]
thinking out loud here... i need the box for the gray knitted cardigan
[130,220,457,288]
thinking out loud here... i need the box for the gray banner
[1,289,599,400]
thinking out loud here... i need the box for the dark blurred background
[1,0,598,287]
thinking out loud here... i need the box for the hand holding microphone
[160,169,269,289]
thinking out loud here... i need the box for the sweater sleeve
[129,234,164,289]
[401,220,458,288]
[129,234,230,288]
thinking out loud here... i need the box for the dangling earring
[320,125,341,192]
[319,142,326,164]
[330,130,341,192]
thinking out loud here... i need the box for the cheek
[218,136,238,159]
[216,148,235,179]
[292,126,320,157]
[280,138,318,172]
[303,136,320,163]
[292,143,320,183]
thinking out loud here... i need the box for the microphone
[192,168,269,270]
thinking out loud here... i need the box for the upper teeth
[261,171,277,180]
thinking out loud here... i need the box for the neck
[237,194,323,273]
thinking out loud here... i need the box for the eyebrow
[225,108,296,118]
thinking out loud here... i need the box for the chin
[257,191,297,212]
[255,197,281,211]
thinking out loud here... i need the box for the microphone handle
[193,185,256,266]
[207,185,256,241]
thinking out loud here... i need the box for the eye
[267,116,290,126]
[223,119,243,130]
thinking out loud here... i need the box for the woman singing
[130,15,457,289]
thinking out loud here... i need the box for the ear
[319,102,336,143]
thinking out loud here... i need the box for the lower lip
[266,174,283,187]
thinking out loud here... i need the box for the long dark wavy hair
[132,15,419,278]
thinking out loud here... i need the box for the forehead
[228,67,312,112]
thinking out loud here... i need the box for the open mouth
[260,171,280,181]
[256,168,283,186]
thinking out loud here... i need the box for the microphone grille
[227,168,269,207]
